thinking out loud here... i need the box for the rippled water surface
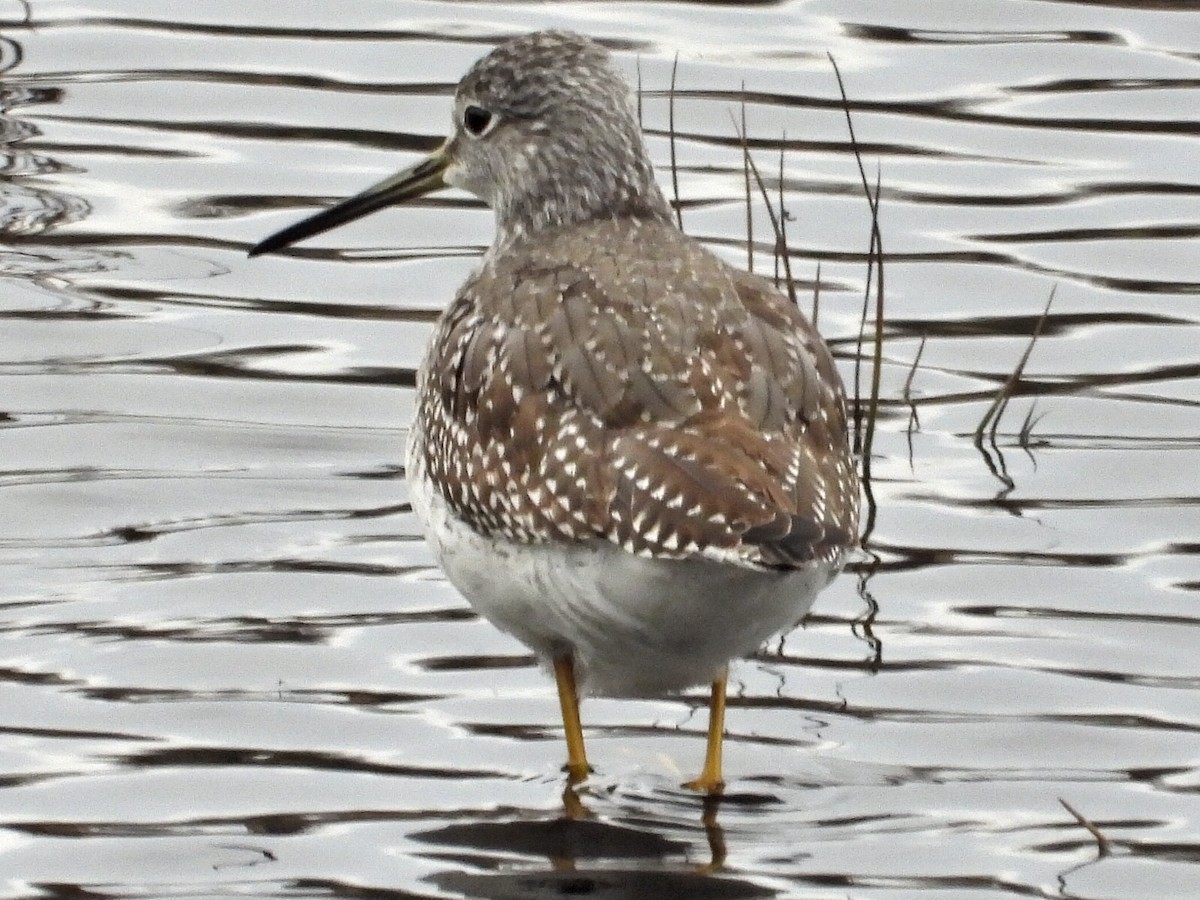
[2,1,1198,898]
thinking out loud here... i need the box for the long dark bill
[248,148,450,257]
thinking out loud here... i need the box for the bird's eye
[463,105,495,137]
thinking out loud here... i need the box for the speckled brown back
[414,216,859,569]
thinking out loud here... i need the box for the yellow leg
[553,655,591,783]
[684,669,727,794]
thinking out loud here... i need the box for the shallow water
[1,1,1198,898]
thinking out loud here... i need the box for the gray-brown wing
[414,220,859,568]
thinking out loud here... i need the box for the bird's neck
[489,155,675,255]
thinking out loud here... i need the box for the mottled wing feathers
[415,218,859,569]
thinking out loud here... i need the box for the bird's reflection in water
[561,777,727,871]
[415,781,777,899]
[700,795,728,875]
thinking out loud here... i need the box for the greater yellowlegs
[250,30,859,793]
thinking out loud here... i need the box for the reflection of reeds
[1059,797,1113,859]
[659,67,883,558]
[1018,400,1046,459]
[730,110,796,306]
[826,53,885,504]
[967,288,1054,491]
[827,56,885,669]
[974,287,1055,448]
[904,333,928,468]
[720,59,885,670]
[668,54,683,232]
[740,95,753,273]
[777,140,793,305]
[656,57,884,668]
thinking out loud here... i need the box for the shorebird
[250,29,859,793]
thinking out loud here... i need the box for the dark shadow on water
[415,791,776,900]
[416,817,686,861]
[431,869,774,899]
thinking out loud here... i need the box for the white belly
[407,439,842,698]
